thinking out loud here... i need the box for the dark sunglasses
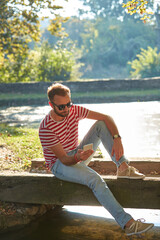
[51,101,73,111]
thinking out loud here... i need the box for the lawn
[0,124,43,171]
[0,89,160,102]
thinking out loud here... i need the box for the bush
[0,40,82,83]
[128,46,160,78]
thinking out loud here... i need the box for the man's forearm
[103,115,120,137]
[60,154,77,166]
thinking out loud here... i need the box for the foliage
[78,0,129,18]
[78,0,154,20]
[0,0,68,55]
[63,18,87,48]
[0,124,43,171]
[78,17,156,78]
[0,40,82,82]
[128,47,160,77]
[122,0,154,22]
[29,41,82,82]
[0,0,69,82]
[0,50,29,83]
[0,0,159,81]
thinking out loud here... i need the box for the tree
[128,46,160,78]
[78,0,129,19]
[28,40,83,82]
[78,0,154,21]
[0,0,69,58]
[78,16,156,78]
[154,3,160,50]
[0,40,83,83]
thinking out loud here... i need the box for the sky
[42,0,91,18]
[43,0,160,19]
[54,0,84,17]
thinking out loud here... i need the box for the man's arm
[87,110,124,161]
[87,110,119,136]
[48,143,93,166]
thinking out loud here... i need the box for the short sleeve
[39,127,59,148]
[73,105,89,120]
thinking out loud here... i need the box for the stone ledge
[0,78,160,94]
[0,173,160,209]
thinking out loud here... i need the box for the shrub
[128,46,160,78]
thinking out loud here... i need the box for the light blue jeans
[51,121,132,229]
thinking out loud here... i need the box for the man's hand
[111,138,124,161]
[76,149,94,162]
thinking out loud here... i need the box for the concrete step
[0,173,159,209]
[30,158,160,176]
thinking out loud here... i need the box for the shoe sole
[117,176,145,179]
[126,224,154,236]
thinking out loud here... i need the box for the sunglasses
[51,101,73,111]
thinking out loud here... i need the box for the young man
[39,83,154,236]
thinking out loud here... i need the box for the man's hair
[47,83,71,102]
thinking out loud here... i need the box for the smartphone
[83,143,93,151]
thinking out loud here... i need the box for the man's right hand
[76,149,94,162]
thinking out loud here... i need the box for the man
[39,83,154,236]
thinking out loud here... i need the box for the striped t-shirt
[39,105,89,169]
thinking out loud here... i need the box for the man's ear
[49,101,53,108]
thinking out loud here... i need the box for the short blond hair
[47,83,71,102]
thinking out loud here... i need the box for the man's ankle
[125,219,134,229]
[118,162,129,172]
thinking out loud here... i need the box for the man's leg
[78,120,128,167]
[78,121,145,179]
[51,159,133,229]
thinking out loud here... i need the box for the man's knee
[95,120,109,133]
[87,173,106,191]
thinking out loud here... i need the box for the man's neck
[51,109,65,122]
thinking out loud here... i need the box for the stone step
[0,173,159,209]
[30,158,160,176]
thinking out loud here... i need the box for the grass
[0,93,46,100]
[0,124,43,171]
[0,124,103,172]
[0,89,160,101]
[72,89,160,98]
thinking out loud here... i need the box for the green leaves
[0,0,68,59]
[0,0,72,83]
[29,41,81,82]
[128,47,160,78]
[0,40,82,83]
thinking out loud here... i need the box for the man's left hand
[111,138,124,161]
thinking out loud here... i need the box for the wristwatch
[113,134,121,140]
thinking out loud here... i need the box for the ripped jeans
[51,121,132,229]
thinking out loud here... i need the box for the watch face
[113,134,121,139]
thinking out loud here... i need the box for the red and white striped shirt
[39,105,89,169]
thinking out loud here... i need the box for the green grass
[0,124,43,171]
[0,89,159,101]
[0,93,46,100]
[72,89,160,98]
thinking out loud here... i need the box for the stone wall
[0,77,160,94]
[0,78,160,106]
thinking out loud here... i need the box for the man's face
[51,94,71,118]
